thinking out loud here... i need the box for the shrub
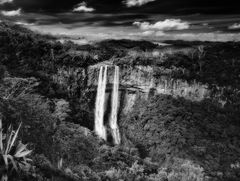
[0,118,32,181]
[166,158,205,181]
[104,161,146,181]
[148,158,206,181]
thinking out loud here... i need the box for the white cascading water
[109,66,121,145]
[95,66,108,140]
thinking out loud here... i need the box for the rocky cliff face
[87,63,224,114]
[51,62,226,130]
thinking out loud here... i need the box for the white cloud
[129,30,155,36]
[1,8,21,16]
[15,21,34,26]
[142,30,155,36]
[228,23,240,30]
[0,0,13,4]
[133,19,190,31]
[73,2,95,12]
[155,31,165,36]
[125,0,155,7]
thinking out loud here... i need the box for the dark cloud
[8,0,124,12]
[0,0,17,11]
[17,13,148,27]
[13,0,80,12]
[0,0,239,14]
[130,0,239,14]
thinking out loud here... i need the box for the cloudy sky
[0,0,240,43]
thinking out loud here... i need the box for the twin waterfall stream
[94,65,121,145]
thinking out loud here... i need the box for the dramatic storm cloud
[73,2,95,12]
[133,19,190,31]
[0,0,239,42]
[1,8,21,16]
[125,0,155,7]
[0,0,237,13]
[229,23,240,30]
[0,0,13,4]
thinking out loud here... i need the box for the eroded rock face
[50,63,226,133]
[49,62,231,149]
[86,64,221,115]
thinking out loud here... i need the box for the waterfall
[95,66,108,140]
[110,66,121,145]
[94,65,121,144]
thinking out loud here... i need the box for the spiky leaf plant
[0,118,32,181]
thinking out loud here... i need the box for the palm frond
[0,121,32,178]
[15,142,27,155]
[7,155,18,171]
[0,118,3,152]
[14,149,32,158]
[9,122,22,150]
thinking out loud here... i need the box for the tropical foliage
[0,118,32,181]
